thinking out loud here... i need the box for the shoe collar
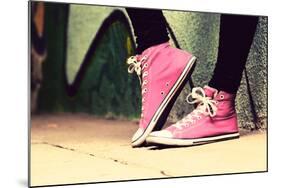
[204,85,235,101]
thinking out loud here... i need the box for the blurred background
[30,1,267,130]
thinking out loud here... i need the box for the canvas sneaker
[127,42,197,147]
[146,86,239,146]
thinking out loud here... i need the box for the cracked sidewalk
[30,114,267,187]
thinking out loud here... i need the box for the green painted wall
[36,3,267,129]
[37,4,140,118]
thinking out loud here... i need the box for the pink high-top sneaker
[127,42,196,147]
[146,86,239,146]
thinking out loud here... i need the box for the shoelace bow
[174,87,218,129]
[127,55,148,118]
[127,55,148,84]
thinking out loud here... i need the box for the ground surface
[31,114,267,187]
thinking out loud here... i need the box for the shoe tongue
[203,86,218,98]
[141,42,170,55]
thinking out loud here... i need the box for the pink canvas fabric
[148,86,239,142]
[127,42,196,146]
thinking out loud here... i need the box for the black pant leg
[126,8,169,54]
[209,14,259,94]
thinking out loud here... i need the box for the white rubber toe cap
[149,130,173,138]
[131,128,144,142]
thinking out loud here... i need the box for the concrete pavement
[30,114,267,187]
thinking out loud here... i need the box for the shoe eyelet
[144,63,148,68]
[166,82,169,87]
[143,71,148,77]
[161,91,165,95]
[220,95,224,99]
[143,80,148,85]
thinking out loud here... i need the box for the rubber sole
[132,56,197,147]
[146,132,240,146]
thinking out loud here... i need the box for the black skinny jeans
[126,8,259,94]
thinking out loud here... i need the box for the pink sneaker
[127,42,197,147]
[146,86,240,146]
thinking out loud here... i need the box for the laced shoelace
[127,55,148,118]
[173,87,218,129]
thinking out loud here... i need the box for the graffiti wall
[31,2,267,129]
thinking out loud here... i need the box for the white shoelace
[127,55,148,118]
[173,87,218,129]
